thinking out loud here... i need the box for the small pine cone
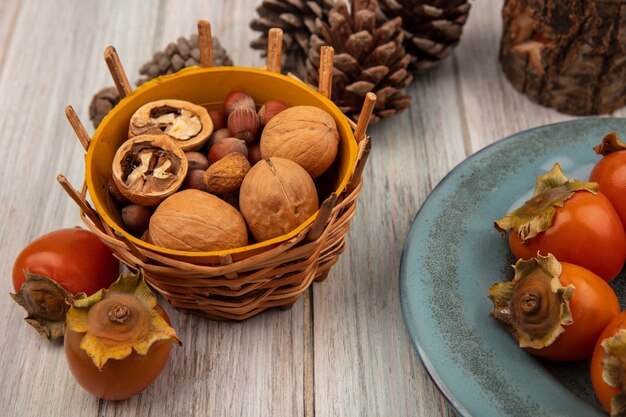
[137,34,233,85]
[88,86,120,128]
[377,0,471,73]
[89,35,233,129]
[306,0,413,124]
[249,0,336,71]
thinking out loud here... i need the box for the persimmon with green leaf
[495,163,626,281]
[591,311,626,416]
[590,132,626,229]
[11,227,119,340]
[64,270,181,401]
[489,253,619,361]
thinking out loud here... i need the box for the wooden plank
[153,3,305,417]
[454,0,571,152]
[158,0,265,68]
[311,58,464,417]
[0,1,306,417]
[0,1,154,416]
[96,307,304,417]
[0,0,22,76]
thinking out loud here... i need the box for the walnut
[239,157,319,242]
[128,99,214,151]
[149,189,248,252]
[203,153,251,195]
[260,106,339,178]
[111,134,188,206]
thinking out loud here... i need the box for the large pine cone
[250,0,336,70]
[306,0,412,123]
[89,35,233,129]
[377,0,471,73]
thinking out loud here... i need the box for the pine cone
[249,0,336,70]
[89,35,233,129]
[305,0,412,123]
[137,34,233,85]
[377,0,471,73]
[89,87,121,128]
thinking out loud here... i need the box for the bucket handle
[347,137,371,195]
[104,46,132,98]
[197,20,214,68]
[65,105,91,151]
[307,193,338,242]
[354,92,376,143]
[318,46,334,99]
[56,175,103,230]
[267,28,283,73]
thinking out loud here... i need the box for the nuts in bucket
[109,90,340,251]
[111,134,188,206]
[128,99,214,151]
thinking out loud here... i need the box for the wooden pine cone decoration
[500,0,626,115]
[377,0,471,73]
[89,35,233,128]
[306,0,413,123]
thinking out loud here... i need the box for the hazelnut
[202,128,231,154]
[149,189,248,251]
[211,128,231,142]
[260,105,339,178]
[203,153,251,195]
[111,134,188,206]
[182,169,208,191]
[185,151,210,171]
[247,143,262,166]
[239,157,319,242]
[223,91,256,116]
[228,107,260,143]
[208,110,226,130]
[258,100,288,125]
[121,204,152,236]
[208,137,248,163]
[128,99,214,151]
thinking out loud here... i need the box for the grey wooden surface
[1,1,623,416]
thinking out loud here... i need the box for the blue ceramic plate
[400,118,626,417]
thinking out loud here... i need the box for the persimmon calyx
[488,253,574,349]
[601,329,626,417]
[65,269,181,370]
[10,271,83,341]
[594,132,626,156]
[494,163,598,241]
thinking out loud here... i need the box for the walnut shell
[128,99,214,151]
[203,152,251,195]
[239,157,319,242]
[149,189,248,252]
[112,134,188,206]
[260,106,339,178]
